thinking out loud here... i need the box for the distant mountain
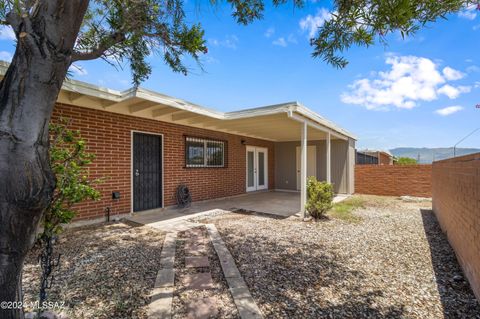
[390,147,480,164]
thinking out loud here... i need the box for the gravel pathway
[201,196,480,318]
[22,222,165,319]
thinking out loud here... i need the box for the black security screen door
[133,132,162,212]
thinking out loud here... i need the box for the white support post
[300,121,308,218]
[326,132,331,184]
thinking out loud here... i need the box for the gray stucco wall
[275,138,355,194]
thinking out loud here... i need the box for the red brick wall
[432,153,480,300]
[52,103,275,220]
[378,153,392,165]
[355,165,432,197]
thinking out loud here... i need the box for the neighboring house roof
[358,149,393,157]
[0,61,356,142]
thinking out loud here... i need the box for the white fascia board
[294,103,357,140]
[223,102,296,120]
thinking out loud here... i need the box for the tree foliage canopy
[395,156,418,165]
[312,0,475,68]
[0,0,475,85]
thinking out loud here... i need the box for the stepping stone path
[182,227,219,318]
[148,225,262,319]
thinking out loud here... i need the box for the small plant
[306,177,334,220]
[36,118,101,316]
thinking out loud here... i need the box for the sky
[0,2,479,150]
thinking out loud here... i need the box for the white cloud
[287,34,298,44]
[341,55,472,110]
[435,106,464,116]
[474,24,480,30]
[264,27,275,38]
[271,34,297,47]
[272,37,287,47]
[466,65,480,73]
[299,8,332,38]
[0,51,12,62]
[442,66,465,80]
[0,26,15,41]
[459,4,477,20]
[208,35,239,50]
[437,84,471,99]
[69,64,88,76]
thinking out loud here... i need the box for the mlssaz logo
[476,104,480,109]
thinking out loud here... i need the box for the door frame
[131,130,164,213]
[245,146,268,192]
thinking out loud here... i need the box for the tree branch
[71,32,125,62]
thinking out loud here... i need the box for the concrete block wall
[432,153,480,300]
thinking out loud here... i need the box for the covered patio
[126,191,350,231]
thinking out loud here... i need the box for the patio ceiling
[0,61,355,142]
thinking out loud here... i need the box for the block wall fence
[432,153,480,300]
[355,164,432,197]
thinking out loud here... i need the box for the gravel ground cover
[172,226,239,319]
[22,222,165,319]
[201,195,480,319]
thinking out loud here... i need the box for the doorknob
[135,169,140,176]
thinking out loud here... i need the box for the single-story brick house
[0,62,356,221]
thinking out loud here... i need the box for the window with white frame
[185,136,225,167]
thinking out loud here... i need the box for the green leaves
[41,118,101,239]
[312,0,470,68]
[73,0,210,85]
[306,176,334,220]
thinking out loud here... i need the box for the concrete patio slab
[126,191,351,231]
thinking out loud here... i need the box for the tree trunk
[0,1,89,318]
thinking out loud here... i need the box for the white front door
[246,146,268,192]
[296,145,317,190]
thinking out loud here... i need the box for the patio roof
[0,61,356,142]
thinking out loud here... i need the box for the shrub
[395,157,417,165]
[306,176,334,220]
[36,118,101,314]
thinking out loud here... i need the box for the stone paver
[186,297,219,319]
[149,225,262,319]
[185,243,207,256]
[185,256,210,268]
[148,287,174,318]
[154,268,175,288]
[205,224,263,319]
[183,272,214,290]
[148,231,178,319]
